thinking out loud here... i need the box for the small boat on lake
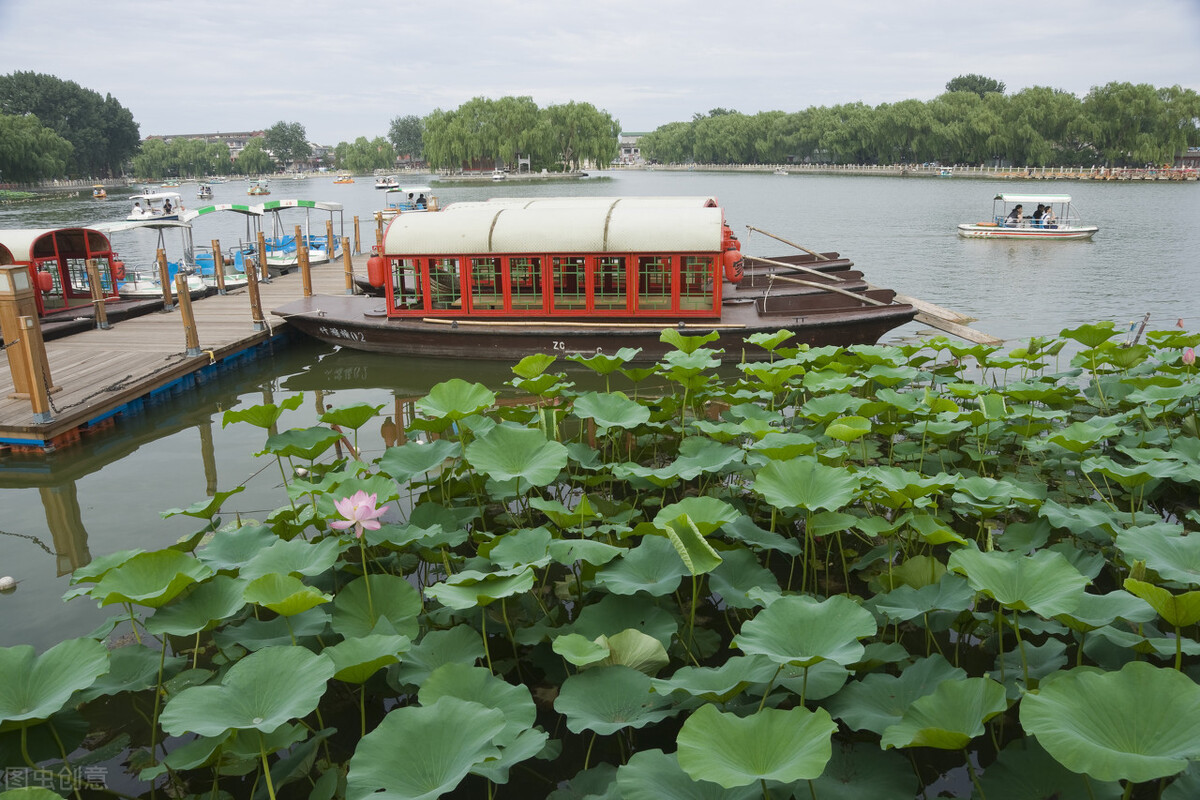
[379,186,437,220]
[196,183,213,200]
[247,181,270,196]
[333,172,355,184]
[957,193,1098,240]
[127,192,183,222]
[255,199,344,274]
[491,170,506,181]
[375,174,400,190]
[773,168,789,176]
[273,196,917,362]
[939,167,953,177]
[93,219,210,300]
[92,184,108,200]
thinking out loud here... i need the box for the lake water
[2,169,1198,649]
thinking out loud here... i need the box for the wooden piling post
[257,231,270,283]
[156,248,174,311]
[174,273,202,356]
[325,219,335,263]
[211,238,227,295]
[85,259,110,330]
[374,211,384,242]
[296,225,313,297]
[342,236,355,295]
[16,315,53,423]
[353,216,361,255]
[245,254,266,332]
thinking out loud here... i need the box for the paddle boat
[92,184,108,200]
[180,202,265,291]
[773,168,789,176]
[957,193,1099,240]
[93,219,210,300]
[247,181,270,196]
[273,196,917,362]
[127,192,183,222]
[333,172,355,184]
[197,183,213,200]
[254,199,344,274]
[491,169,506,181]
[379,186,437,220]
[374,174,400,189]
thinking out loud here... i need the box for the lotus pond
[4,321,1200,800]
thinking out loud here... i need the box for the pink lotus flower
[1184,347,1196,366]
[330,491,386,538]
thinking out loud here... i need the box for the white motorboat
[127,192,183,222]
[957,193,1099,240]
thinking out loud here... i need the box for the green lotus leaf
[159,645,333,737]
[753,457,860,512]
[1060,321,1118,349]
[734,594,876,668]
[325,634,410,684]
[1083,454,1178,489]
[470,725,551,784]
[553,634,611,668]
[975,738,1123,800]
[1054,589,1156,633]
[827,655,967,735]
[1122,578,1200,627]
[243,573,332,617]
[145,574,248,636]
[262,426,343,460]
[332,573,422,639]
[595,535,688,596]
[0,789,67,800]
[708,548,781,610]
[880,676,1007,750]
[573,391,651,431]
[548,538,624,567]
[745,330,795,352]
[808,740,922,800]
[660,328,720,355]
[465,424,567,487]
[319,401,384,430]
[562,594,681,651]
[747,431,819,460]
[676,703,836,787]
[378,439,462,483]
[1116,523,1200,586]
[0,638,109,728]
[869,574,975,623]
[654,497,739,537]
[659,514,723,576]
[554,665,675,735]
[240,536,343,581]
[652,656,776,704]
[530,496,603,530]
[195,524,276,572]
[1021,661,1200,783]
[616,748,759,800]
[948,544,1088,616]
[389,625,485,688]
[597,629,670,676]
[566,347,642,374]
[416,378,496,423]
[721,515,803,556]
[89,549,214,609]
[75,643,185,703]
[160,486,246,521]
[346,696,505,800]
[481,526,553,569]
[424,566,535,610]
[213,606,330,652]
[881,554,947,590]
[1048,420,1122,454]
[825,415,872,442]
[221,393,304,430]
[419,662,536,746]
[509,351,558,378]
[68,548,145,584]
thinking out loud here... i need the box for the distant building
[617,132,647,165]
[1178,147,1200,170]
[144,131,266,161]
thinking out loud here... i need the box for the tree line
[640,79,1200,168]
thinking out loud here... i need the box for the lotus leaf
[221,393,303,429]
[548,537,623,567]
[389,625,485,688]
[948,544,1088,616]
[145,574,248,636]
[1122,578,1200,627]
[595,535,688,596]
[319,401,384,430]
[652,656,777,704]
[616,748,759,800]
[827,655,966,735]
[708,548,780,610]
[481,526,553,569]
[1020,661,1200,783]
[465,424,567,487]
[263,426,343,460]
[332,573,422,638]
[553,634,611,668]
[378,439,462,483]
[346,696,505,800]
[880,676,1007,750]
[75,643,184,703]
[159,645,333,737]
[1116,523,1200,586]
[214,606,330,652]
[88,549,214,608]
[659,514,723,576]
[160,486,246,521]
[242,573,331,617]
[808,740,921,800]
[325,634,410,684]
[0,638,109,727]
[195,524,276,572]
[424,566,535,610]
[572,390,651,431]
[676,703,836,787]
[734,594,876,668]
[239,536,344,581]
[419,663,536,746]
[415,378,496,422]
[554,665,675,735]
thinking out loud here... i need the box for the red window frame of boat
[384,251,724,319]
[23,229,119,317]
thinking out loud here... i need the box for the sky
[1,0,1198,146]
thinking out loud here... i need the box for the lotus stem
[359,539,375,622]
[1011,609,1030,685]
[761,777,772,800]
[964,749,986,800]
[481,608,493,672]
[149,643,168,765]
[757,664,784,713]
[127,603,142,645]
[360,685,367,738]
[1175,624,1183,671]
[583,731,597,771]
[258,732,278,800]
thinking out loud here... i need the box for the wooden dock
[0,258,361,452]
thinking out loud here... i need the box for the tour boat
[957,193,1098,240]
[491,170,506,181]
[379,186,437,220]
[254,199,344,273]
[273,197,917,362]
[92,184,108,200]
[375,175,400,190]
[0,228,120,319]
[197,183,213,200]
[247,181,270,196]
[126,192,183,222]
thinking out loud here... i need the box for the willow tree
[0,113,73,182]
[639,121,694,163]
[1082,82,1178,165]
[333,137,395,173]
[234,138,274,175]
[542,101,619,171]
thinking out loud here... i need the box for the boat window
[36,262,65,311]
[470,258,504,311]
[594,256,628,311]
[679,256,713,311]
[552,256,588,311]
[637,256,673,311]
[508,257,544,311]
[391,257,424,311]
[428,258,463,310]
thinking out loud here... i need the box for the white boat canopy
[462,196,720,210]
[130,192,184,204]
[994,194,1074,204]
[92,219,193,235]
[253,199,344,214]
[383,202,726,255]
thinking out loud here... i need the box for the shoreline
[611,163,1199,181]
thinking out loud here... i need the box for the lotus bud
[1184,348,1196,366]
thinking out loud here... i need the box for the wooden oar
[742,254,847,281]
[744,225,831,261]
[765,274,887,306]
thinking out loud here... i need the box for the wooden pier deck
[0,259,361,451]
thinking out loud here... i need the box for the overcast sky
[1,0,1197,145]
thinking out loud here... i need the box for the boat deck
[0,259,355,451]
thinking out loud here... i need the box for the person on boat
[416,193,427,209]
[1006,204,1024,227]
[163,199,173,215]
[1043,206,1057,229]
[1032,204,1045,228]
[132,202,145,217]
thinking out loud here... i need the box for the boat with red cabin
[272,197,917,362]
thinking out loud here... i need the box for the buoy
[723,249,743,283]
[367,250,387,287]
[0,576,16,592]
[36,271,54,293]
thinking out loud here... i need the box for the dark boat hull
[272,293,917,363]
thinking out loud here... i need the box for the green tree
[235,137,275,175]
[0,71,139,177]
[387,115,424,159]
[946,74,1007,98]
[542,101,619,171]
[263,121,311,168]
[0,112,74,182]
[333,137,396,172]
